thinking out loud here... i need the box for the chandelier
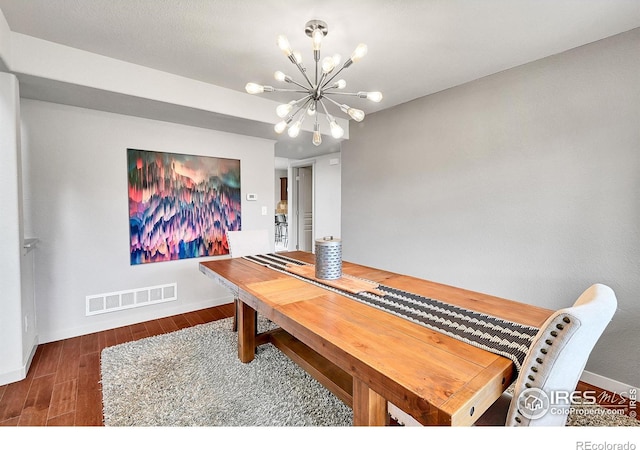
[245,20,382,146]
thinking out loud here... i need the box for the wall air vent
[85,283,177,316]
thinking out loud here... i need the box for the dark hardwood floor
[0,301,632,426]
[0,303,234,426]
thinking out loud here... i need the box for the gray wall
[20,99,276,343]
[342,28,640,387]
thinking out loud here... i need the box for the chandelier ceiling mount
[245,19,382,147]
[304,19,328,38]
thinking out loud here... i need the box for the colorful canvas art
[127,148,241,265]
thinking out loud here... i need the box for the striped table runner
[243,253,539,374]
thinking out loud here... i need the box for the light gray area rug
[101,317,639,427]
[100,318,352,426]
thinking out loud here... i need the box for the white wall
[312,153,342,242]
[0,9,11,71]
[342,28,640,388]
[6,32,349,141]
[289,152,342,251]
[0,73,36,385]
[20,99,276,343]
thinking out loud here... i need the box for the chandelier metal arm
[272,88,313,94]
[322,91,364,97]
[318,96,344,138]
[317,73,329,94]
[322,95,343,109]
[321,62,351,91]
[291,98,313,118]
[284,78,311,90]
[322,93,365,122]
[292,94,313,105]
[289,58,314,89]
[318,99,332,118]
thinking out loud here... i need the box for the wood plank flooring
[0,303,234,426]
[0,301,632,426]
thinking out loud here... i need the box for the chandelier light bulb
[333,79,347,89]
[288,122,301,138]
[329,120,344,139]
[313,123,322,146]
[274,120,288,134]
[349,108,365,122]
[321,56,336,74]
[358,91,383,102]
[312,28,323,51]
[313,131,322,146]
[245,82,264,94]
[277,35,292,57]
[341,105,365,122]
[306,102,316,116]
[274,71,287,82]
[288,115,305,138]
[276,102,294,118]
[351,43,368,63]
[366,91,383,102]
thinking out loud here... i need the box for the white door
[296,166,313,251]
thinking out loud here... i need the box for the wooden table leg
[353,377,389,426]
[238,300,256,363]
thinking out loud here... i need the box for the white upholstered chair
[226,229,272,259]
[226,229,272,331]
[389,283,618,426]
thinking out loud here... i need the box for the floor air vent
[86,283,177,316]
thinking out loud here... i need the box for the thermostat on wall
[246,193,258,201]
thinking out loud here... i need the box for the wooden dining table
[199,251,552,426]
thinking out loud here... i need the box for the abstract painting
[127,148,241,265]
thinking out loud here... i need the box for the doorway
[293,165,313,251]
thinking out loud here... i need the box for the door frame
[289,160,316,252]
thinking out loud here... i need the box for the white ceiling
[1,0,639,159]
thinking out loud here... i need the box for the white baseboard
[38,295,234,344]
[0,367,26,386]
[581,370,639,397]
[0,338,38,386]
[24,333,37,374]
